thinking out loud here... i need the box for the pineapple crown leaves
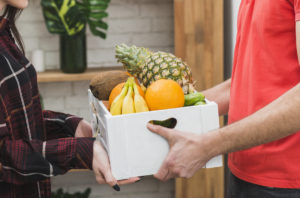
[115,44,152,74]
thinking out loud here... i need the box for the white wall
[51,171,174,198]
[224,0,241,79]
[18,0,174,70]
[232,0,241,56]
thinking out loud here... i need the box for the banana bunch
[110,77,149,115]
[184,92,206,106]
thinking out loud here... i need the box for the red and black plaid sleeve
[0,110,94,185]
[43,110,83,140]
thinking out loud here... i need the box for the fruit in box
[115,44,196,94]
[110,78,149,115]
[89,70,129,100]
[133,81,149,113]
[109,82,144,107]
[145,79,184,111]
[184,92,206,106]
[122,81,135,114]
[110,82,129,115]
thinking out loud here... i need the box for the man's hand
[92,141,140,190]
[147,123,217,181]
[75,120,93,138]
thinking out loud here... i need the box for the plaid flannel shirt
[0,18,95,198]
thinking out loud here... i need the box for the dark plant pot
[59,31,87,73]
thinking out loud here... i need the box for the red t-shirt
[228,0,300,188]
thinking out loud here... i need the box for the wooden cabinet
[174,0,224,197]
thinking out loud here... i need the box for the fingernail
[135,176,144,183]
[113,184,120,191]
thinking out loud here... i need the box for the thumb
[147,123,172,140]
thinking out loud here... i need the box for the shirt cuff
[45,137,95,175]
[74,138,95,170]
[65,116,83,134]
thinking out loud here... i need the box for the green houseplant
[51,188,91,198]
[41,0,110,73]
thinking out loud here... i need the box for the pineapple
[115,44,195,94]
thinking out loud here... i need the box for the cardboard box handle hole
[148,118,177,129]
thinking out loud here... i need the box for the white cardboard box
[88,90,222,180]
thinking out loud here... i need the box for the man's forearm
[209,82,300,156]
[202,78,231,116]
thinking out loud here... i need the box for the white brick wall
[51,172,174,198]
[18,0,174,69]
[23,0,175,197]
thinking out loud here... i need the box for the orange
[109,82,144,106]
[145,79,184,111]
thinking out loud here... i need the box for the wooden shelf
[37,67,123,83]
[69,169,89,172]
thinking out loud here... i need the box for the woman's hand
[92,141,140,191]
[75,120,93,137]
[77,121,140,189]
[147,123,218,181]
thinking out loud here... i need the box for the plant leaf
[80,0,110,38]
[41,0,86,36]
[41,0,110,38]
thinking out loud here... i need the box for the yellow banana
[133,81,149,113]
[110,81,129,115]
[122,80,135,114]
